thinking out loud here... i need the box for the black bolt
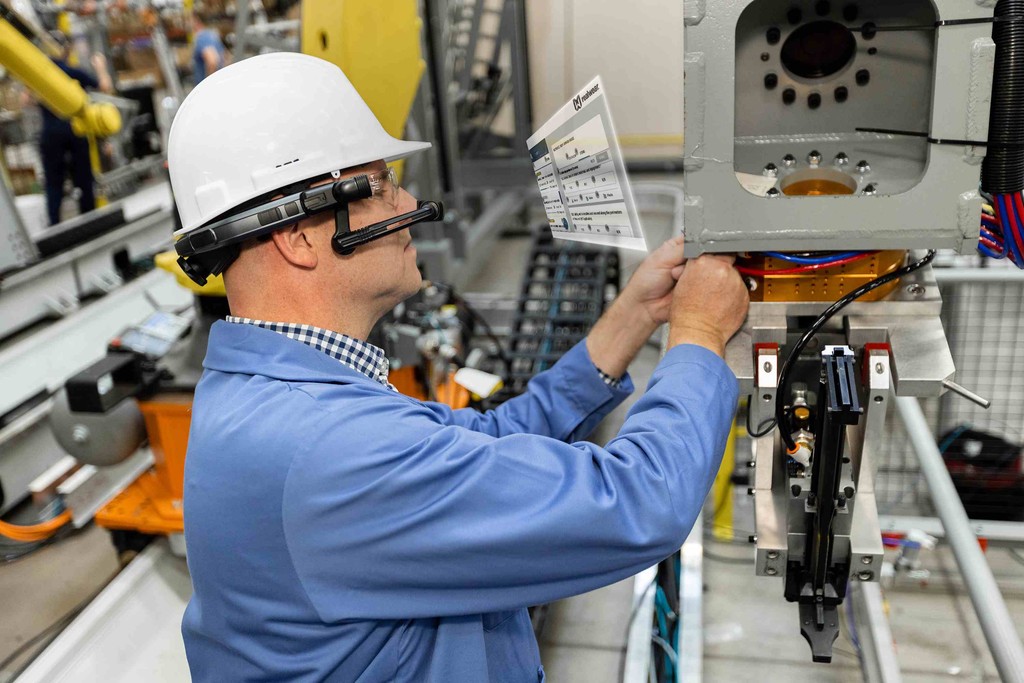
[761,52,771,62]
[856,69,871,86]
[808,92,821,109]
[843,3,858,21]
[861,21,877,39]
[843,456,851,464]
[845,486,855,498]
[782,88,796,105]
[834,86,848,103]
[868,46,878,55]
[767,26,781,45]
[815,0,830,16]
[747,487,756,496]
[765,72,779,89]
[837,494,847,508]
[749,535,758,544]
[791,484,802,497]
[787,7,802,24]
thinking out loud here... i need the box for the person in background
[37,31,113,226]
[191,13,226,84]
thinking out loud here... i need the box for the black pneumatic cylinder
[982,0,1024,195]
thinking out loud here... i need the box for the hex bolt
[863,183,877,195]
[767,550,779,559]
[767,26,781,45]
[782,88,796,105]
[782,153,797,167]
[906,283,926,297]
[845,486,856,499]
[834,152,849,165]
[861,555,873,565]
[856,160,871,173]
[858,571,874,581]
[791,484,802,497]
[875,362,884,374]
[807,150,822,164]
[763,162,779,177]
[763,360,773,372]
[808,92,822,109]
[765,73,779,91]
[766,567,778,575]
[856,69,871,86]
[834,86,849,103]
[766,187,781,197]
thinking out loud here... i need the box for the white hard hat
[168,52,430,234]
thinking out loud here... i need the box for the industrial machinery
[682,0,1019,666]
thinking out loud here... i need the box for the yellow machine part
[155,250,227,296]
[744,250,906,303]
[0,18,121,138]
[710,422,743,541]
[301,0,425,181]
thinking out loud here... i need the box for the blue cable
[762,251,864,265]
[997,195,1024,267]
[1006,193,1024,269]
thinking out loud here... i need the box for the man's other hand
[621,235,688,327]
[668,254,749,357]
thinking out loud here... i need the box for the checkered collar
[225,316,393,389]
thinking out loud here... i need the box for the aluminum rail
[932,267,1024,284]
[896,396,1024,683]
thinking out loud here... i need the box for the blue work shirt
[182,321,738,682]
[192,28,225,83]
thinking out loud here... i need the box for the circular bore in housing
[779,167,858,196]
[781,20,857,79]
[856,68,871,85]
[767,26,781,44]
[808,92,822,109]
[834,86,849,102]
[765,72,779,89]
[782,87,797,104]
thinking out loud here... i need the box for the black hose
[981,0,1024,194]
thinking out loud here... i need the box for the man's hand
[668,255,749,357]
[620,235,687,327]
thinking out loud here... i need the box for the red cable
[980,236,1005,254]
[735,251,879,277]
[1010,192,1024,261]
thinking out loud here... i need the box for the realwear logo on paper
[572,83,600,111]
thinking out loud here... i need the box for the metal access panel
[683,0,994,255]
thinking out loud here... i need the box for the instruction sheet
[527,76,648,251]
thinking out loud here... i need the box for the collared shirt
[225,317,393,389]
[226,316,621,391]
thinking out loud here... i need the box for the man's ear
[270,222,319,269]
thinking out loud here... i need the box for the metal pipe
[941,379,991,409]
[896,396,1024,683]
[932,267,1024,284]
[0,18,120,137]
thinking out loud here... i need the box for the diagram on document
[528,76,648,251]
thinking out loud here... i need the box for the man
[169,53,749,682]
[190,13,225,83]
[37,32,113,225]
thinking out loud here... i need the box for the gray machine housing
[682,0,994,255]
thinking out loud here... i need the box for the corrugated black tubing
[982,0,1024,195]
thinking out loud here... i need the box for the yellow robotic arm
[0,17,120,138]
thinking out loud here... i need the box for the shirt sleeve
[59,63,99,90]
[419,339,634,441]
[282,343,739,622]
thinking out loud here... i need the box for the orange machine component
[742,250,907,303]
[389,366,470,408]
[95,394,192,536]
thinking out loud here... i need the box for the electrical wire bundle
[735,251,876,276]
[978,192,1024,266]
[978,0,1024,267]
